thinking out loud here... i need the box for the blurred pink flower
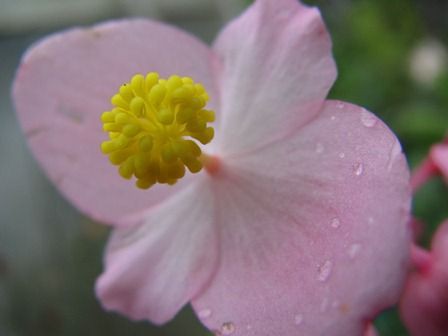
[402,137,448,336]
[431,142,448,180]
[400,221,448,336]
[411,139,448,191]
[13,0,411,334]
[364,324,379,336]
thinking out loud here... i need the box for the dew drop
[221,322,236,335]
[198,308,212,319]
[316,142,324,153]
[336,102,345,109]
[330,115,336,121]
[320,297,329,312]
[360,109,377,127]
[317,260,332,282]
[353,162,364,176]
[387,140,402,171]
[348,243,362,259]
[294,314,303,325]
[338,152,345,159]
[277,9,292,19]
[331,217,341,229]
[368,216,374,225]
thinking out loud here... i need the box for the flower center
[100,73,215,189]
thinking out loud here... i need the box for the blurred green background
[1,0,447,335]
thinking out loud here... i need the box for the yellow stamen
[100,72,215,189]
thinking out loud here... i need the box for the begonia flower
[364,324,378,336]
[400,221,448,336]
[411,139,448,191]
[431,142,448,181]
[13,0,411,335]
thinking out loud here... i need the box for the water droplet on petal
[294,314,303,325]
[278,9,292,19]
[221,322,236,335]
[246,325,252,330]
[331,115,336,121]
[348,243,362,259]
[317,260,332,282]
[336,102,345,109]
[331,217,341,228]
[368,217,374,225]
[316,142,324,153]
[387,140,402,171]
[198,308,212,319]
[353,162,364,176]
[338,152,345,159]
[360,109,377,127]
[320,297,329,312]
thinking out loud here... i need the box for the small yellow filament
[100,73,215,189]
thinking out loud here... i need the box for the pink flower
[431,141,448,181]
[13,0,411,334]
[401,138,448,335]
[400,221,448,335]
[411,139,448,191]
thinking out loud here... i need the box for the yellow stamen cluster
[100,72,215,189]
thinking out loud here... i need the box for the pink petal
[212,0,336,154]
[431,143,448,181]
[96,180,218,324]
[12,19,218,225]
[400,221,448,335]
[193,101,411,336]
[411,244,431,273]
[432,219,448,261]
[364,324,378,336]
[410,156,438,192]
